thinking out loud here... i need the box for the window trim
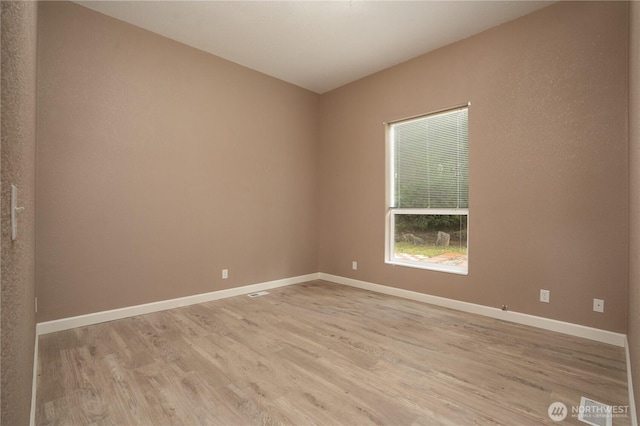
[384,105,469,275]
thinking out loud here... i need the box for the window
[385,106,469,274]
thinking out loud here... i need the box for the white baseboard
[318,273,626,347]
[627,336,639,426]
[38,271,626,345]
[36,273,319,335]
[29,331,38,426]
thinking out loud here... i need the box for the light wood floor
[36,280,631,425]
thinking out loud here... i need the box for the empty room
[2,0,639,424]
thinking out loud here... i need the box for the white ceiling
[76,1,552,94]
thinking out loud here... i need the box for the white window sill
[386,259,468,276]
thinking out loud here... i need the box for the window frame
[384,105,469,275]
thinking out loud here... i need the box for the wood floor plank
[36,280,631,425]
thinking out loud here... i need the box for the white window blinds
[392,107,468,209]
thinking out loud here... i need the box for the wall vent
[577,397,612,426]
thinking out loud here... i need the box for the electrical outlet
[540,289,550,303]
[593,298,604,313]
[352,261,357,270]
[222,269,228,279]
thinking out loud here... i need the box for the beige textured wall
[1,1,38,424]
[37,1,631,334]
[36,2,319,321]
[628,0,640,418]
[318,1,628,332]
